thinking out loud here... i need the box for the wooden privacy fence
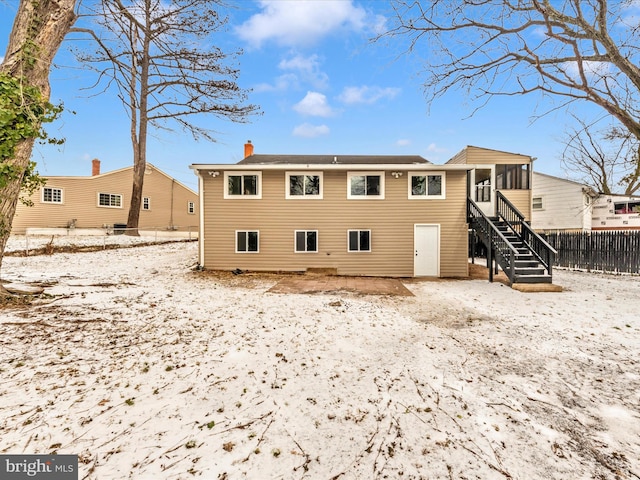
[542,231,640,274]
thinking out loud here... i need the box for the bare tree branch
[71,0,260,234]
[561,115,640,195]
[380,0,640,141]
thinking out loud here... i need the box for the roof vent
[332,156,338,164]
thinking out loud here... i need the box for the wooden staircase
[493,221,552,284]
[468,193,556,285]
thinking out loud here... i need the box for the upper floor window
[224,171,261,199]
[286,172,323,199]
[347,172,384,199]
[187,201,195,214]
[409,172,445,199]
[42,187,63,204]
[98,193,122,208]
[142,197,150,210]
[495,164,530,190]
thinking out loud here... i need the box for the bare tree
[72,0,259,235]
[0,0,77,288]
[562,117,640,195]
[382,1,640,142]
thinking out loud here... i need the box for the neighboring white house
[532,171,640,232]
[531,172,597,233]
[591,194,640,231]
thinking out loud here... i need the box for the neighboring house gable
[531,172,596,232]
[12,160,199,234]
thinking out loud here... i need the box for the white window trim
[294,230,319,253]
[235,230,260,253]
[97,192,123,208]
[408,171,446,200]
[224,171,262,199]
[41,186,63,204]
[187,201,195,214]
[347,171,385,200]
[532,196,544,210]
[285,172,324,199]
[347,229,372,252]
[142,197,151,210]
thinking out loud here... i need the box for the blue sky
[0,0,605,192]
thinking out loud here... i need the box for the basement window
[348,229,371,252]
[294,230,318,253]
[236,230,259,253]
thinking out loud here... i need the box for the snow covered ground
[1,237,639,479]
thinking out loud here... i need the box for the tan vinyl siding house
[191,144,537,278]
[12,160,198,234]
[192,151,472,278]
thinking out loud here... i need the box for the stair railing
[495,191,557,276]
[468,198,518,284]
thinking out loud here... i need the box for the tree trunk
[125,9,151,237]
[0,0,77,284]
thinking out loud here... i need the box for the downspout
[197,170,205,268]
[170,179,175,228]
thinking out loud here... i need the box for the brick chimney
[92,158,101,176]
[244,140,254,158]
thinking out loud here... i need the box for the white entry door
[414,224,440,277]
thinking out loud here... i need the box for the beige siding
[12,165,198,233]
[461,145,531,165]
[446,149,468,165]
[202,170,469,277]
[500,190,532,221]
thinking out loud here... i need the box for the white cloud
[235,0,367,48]
[562,60,612,82]
[252,73,300,93]
[292,123,330,138]
[338,86,401,105]
[426,143,448,154]
[396,139,411,147]
[279,53,329,89]
[252,54,328,93]
[293,91,335,117]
